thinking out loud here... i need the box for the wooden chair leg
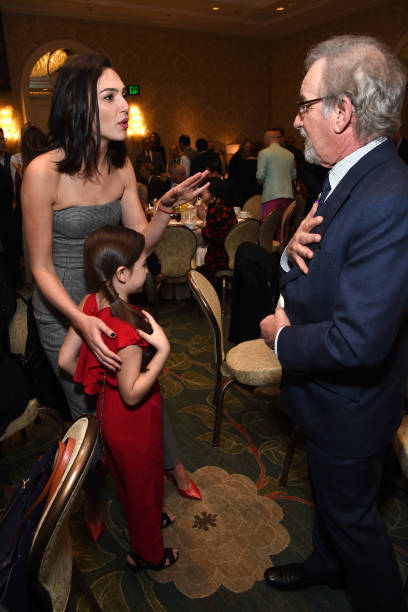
[221,278,226,316]
[212,377,235,447]
[72,560,102,612]
[278,425,299,487]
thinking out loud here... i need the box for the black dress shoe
[264,563,345,591]
[264,563,321,591]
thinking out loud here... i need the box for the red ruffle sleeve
[73,294,149,395]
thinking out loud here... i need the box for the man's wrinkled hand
[260,307,291,348]
[287,202,323,274]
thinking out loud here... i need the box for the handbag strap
[44,436,75,511]
[20,436,75,524]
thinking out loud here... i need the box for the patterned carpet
[1,296,408,611]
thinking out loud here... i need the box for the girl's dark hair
[21,125,47,172]
[48,54,127,177]
[83,225,154,371]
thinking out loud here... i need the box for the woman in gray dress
[22,54,204,536]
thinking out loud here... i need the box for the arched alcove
[20,40,94,131]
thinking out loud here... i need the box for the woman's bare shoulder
[24,149,63,180]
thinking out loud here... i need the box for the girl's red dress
[74,293,164,563]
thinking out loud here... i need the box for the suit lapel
[281,140,397,288]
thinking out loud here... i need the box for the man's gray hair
[306,35,407,143]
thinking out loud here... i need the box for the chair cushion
[225,339,282,386]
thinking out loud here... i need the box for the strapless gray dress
[32,200,179,469]
[33,201,122,419]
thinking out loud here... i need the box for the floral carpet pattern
[155,466,290,598]
[1,298,408,611]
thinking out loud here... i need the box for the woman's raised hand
[138,310,170,356]
[161,171,210,208]
[76,313,122,371]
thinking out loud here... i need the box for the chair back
[155,225,197,278]
[259,209,282,253]
[225,219,259,270]
[242,194,262,219]
[293,194,305,231]
[281,200,296,249]
[188,270,225,366]
[29,415,99,611]
[9,297,27,354]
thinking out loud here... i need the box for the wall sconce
[127,104,147,138]
[225,143,240,156]
[0,106,20,144]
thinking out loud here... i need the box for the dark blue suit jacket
[278,140,408,458]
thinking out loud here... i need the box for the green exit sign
[127,84,140,95]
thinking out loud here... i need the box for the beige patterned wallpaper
[1,0,407,157]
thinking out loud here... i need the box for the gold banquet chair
[259,209,282,253]
[1,298,65,453]
[155,225,197,305]
[214,218,260,314]
[272,200,296,253]
[242,194,262,219]
[29,415,101,612]
[188,269,281,441]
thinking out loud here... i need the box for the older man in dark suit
[135,136,165,179]
[260,35,408,611]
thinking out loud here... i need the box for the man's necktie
[319,176,331,205]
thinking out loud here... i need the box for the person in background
[205,158,241,207]
[228,139,252,183]
[196,177,237,283]
[190,138,220,175]
[284,133,305,170]
[167,144,180,173]
[135,136,165,179]
[150,131,166,167]
[0,127,20,290]
[236,142,262,204]
[257,128,296,238]
[260,35,408,611]
[178,134,198,177]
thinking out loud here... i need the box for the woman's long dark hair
[48,54,127,177]
[83,225,154,371]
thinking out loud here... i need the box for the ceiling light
[212,6,220,11]
[276,6,286,11]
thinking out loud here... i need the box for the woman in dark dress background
[196,178,237,283]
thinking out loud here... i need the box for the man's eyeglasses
[297,97,325,117]
[0,137,7,143]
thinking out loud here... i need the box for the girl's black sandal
[127,548,179,572]
[161,512,174,529]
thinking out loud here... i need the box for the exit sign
[127,84,140,95]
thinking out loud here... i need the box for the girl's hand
[138,310,170,355]
[161,171,210,208]
[76,313,122,371]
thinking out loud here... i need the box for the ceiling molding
[0,0,391,40]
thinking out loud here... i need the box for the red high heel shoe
[166,472,202,500]
[84,518,105,542]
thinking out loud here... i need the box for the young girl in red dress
[58,225,178,571]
